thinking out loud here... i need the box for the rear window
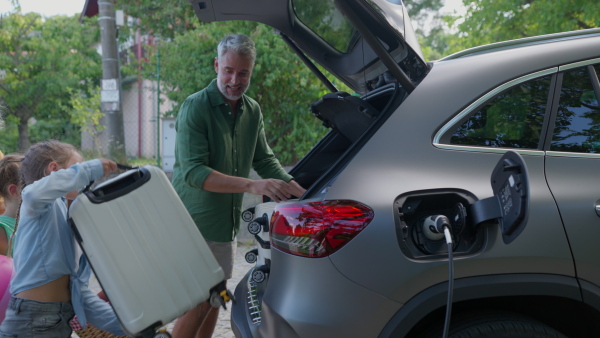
[550,65,600,153]
[449,75,552,149]
[291,0,357,53]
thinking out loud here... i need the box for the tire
[448,312,568,338]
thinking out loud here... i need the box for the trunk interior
[289,82,408,197]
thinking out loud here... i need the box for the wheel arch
[379,274,600,338]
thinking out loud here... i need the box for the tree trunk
[18,118,30,152]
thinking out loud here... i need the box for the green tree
[63,81,106,157]
[0,12,102,152]
[146,21,330,164]
[118,0,197,39]
[446,0,600,53]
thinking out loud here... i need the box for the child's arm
[20,159,104,218]
[80,287,127,335]
[0,227,8,256]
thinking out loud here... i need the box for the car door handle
[596,200,600,217]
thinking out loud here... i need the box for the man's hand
[202,171,307,201]
[288,180,306,198]
[248,179,292,202]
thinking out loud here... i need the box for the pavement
[73,239,255,338]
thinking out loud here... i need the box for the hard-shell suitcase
[68,165,227,337]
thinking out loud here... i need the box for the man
[171,34,305,337]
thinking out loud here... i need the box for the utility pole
[98,0,126,162]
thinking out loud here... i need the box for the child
[0,154,23,256]
[0,150,5,215]
[0,140,125,336]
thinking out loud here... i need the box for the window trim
[546,151,600,159]
[558,57,600,71]
[433,67,558,154]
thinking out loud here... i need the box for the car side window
[449,75,552,149]
[550,66,600,153]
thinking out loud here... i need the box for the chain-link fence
[82,78,175,171]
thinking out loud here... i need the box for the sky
[1,0,466,18]
[0,0,86,17]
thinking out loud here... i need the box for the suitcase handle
[84,166,151,204]
[80,164,140,194]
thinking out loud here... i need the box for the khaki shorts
[205,239,237,280]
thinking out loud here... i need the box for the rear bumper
[230,249,402,338]
[231,271,256,338]
[231,268,300,338]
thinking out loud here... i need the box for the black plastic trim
[84,167,151,204]
[581,279,600,314]
[231,272,256,338]
[379,274,586,338]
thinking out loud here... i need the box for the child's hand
[99,158,118,176]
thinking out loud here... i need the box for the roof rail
[441,27,600,61]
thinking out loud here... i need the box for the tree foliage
[118,0,197,39]
[144,21,330,164]
[446,0,600,53]
[118,1,452,164]
[0,12,102,152]
[63,81,105,157]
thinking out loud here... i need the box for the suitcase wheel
[245,249,258,263]
[153,331,172,338]
[209,282,236,310]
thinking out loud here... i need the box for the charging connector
[426,215,454,338]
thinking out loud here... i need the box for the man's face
[215,51,254,103]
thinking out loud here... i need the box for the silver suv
[189,0,600,337]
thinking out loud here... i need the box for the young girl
[0,154,23,256]
[0,140,125,337]
[0,150,5,215]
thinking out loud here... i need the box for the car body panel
[187,0,600,334]
[324,143,572,303]
[545,154,600,286]
[232,249,402,338]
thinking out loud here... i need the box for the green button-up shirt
[172,79,293,242]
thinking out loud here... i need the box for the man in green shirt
[171,34,305,338]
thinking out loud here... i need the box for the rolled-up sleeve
[175,96,214,190]
[252,112,293,182]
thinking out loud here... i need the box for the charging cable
[425,215,454,338]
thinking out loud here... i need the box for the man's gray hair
[217,34,256,64]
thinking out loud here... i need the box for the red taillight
[270,200,374,258]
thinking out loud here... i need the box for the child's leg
[0,297,75,337]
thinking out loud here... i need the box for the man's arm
[203,171,305,202]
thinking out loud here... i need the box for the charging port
[394,189,485,260]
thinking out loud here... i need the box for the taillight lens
[270,200,374,258]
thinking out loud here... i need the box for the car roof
[442,28,600,61]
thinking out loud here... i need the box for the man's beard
[217,79,250,102]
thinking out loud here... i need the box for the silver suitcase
[68,165,226,336]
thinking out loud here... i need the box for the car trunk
[188,0,428,196]
[290,83,408,197]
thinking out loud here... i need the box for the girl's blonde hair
[21,140,78,186]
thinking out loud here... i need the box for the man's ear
[214,57,219,73]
